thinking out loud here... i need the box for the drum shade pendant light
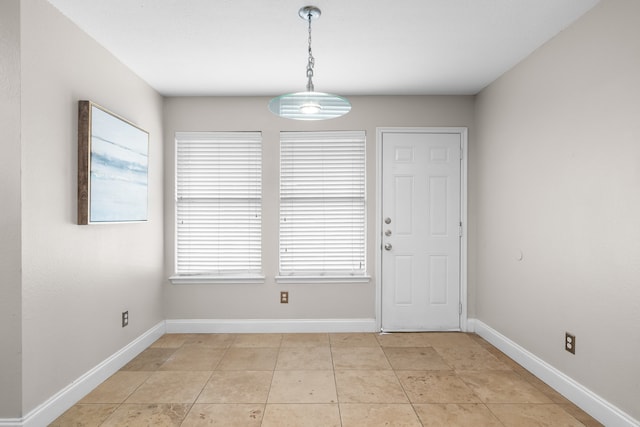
[268,6,351,120]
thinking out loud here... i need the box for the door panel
[381,131,461,331]
[394,255,414,304]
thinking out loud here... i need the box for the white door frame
[375,127,469,332]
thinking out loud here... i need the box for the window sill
[170,274,266,285]
[275,275,371,284]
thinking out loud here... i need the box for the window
[279,131,366,280]
[173,132,262,283]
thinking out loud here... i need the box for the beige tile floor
[50,332,603,426]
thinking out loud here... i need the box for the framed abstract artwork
[77,101,149,224]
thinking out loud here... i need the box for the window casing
[173,131,262,283]
[278,131,366,279]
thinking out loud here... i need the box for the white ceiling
[46,0,599,97]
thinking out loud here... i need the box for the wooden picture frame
[77,101,149,224]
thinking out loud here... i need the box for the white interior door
[381,130,462,331]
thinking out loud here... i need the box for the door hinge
[459,303,463,315]
[458,222,463,237]
[460,147,463,160]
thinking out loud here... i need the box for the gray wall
[163,96,476,321]
[18,0,165,414]
[6,0,638,421]
[0,0,23,419]
[474,0,640,419]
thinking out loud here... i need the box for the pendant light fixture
[268,6,351,120]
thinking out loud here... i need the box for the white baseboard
[469,319,639,427]
[165,318,378,334]
[12,321,166,427]
[1,317,376,426]
[17,318,636,427]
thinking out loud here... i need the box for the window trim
[278,130,367,279]
[172,131,263,283]
[275,275,370,284]
[170,273,265,285]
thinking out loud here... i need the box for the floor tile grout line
[159,334,226,426]
[265,345,281,407]
[328,339,345,426]
[163,336,201,426]
[392,370,426,426]
[477,401,509,427]
[96,402,120,427]
[51,332,602,426]
[76,372,143,426]
[177,403,195,427]
[188,334,258,425]
[96,341,186,426]
[484,402,590,427]
[161,334,216,421]
[262,336,284,426]
[385,345,429,427]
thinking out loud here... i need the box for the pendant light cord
[306,11,315,92]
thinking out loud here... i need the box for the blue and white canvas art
[88,104,148,223]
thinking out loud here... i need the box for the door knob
[384,217,391,224]
[384,243,392,251]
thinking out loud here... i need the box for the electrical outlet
[122,311,129,328]
[280,291,289,304]
[565,332,575,354]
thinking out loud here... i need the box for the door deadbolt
[384,230,392,236]
[384,217,391,224]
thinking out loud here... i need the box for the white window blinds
[175,131,262,277]
[279,131,366,277]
